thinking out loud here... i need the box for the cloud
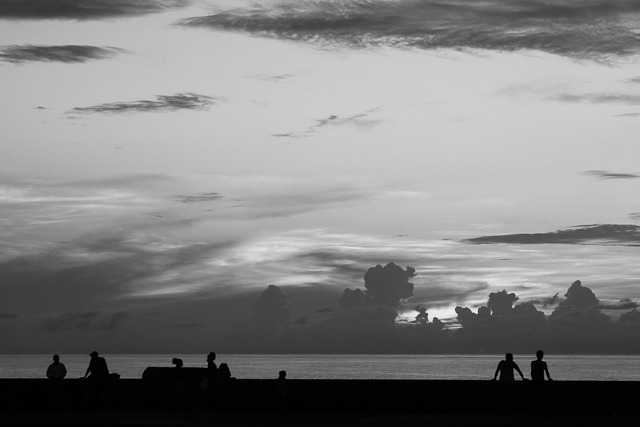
[69,93,222,115]
[0,313,18,319]
[465,224,640,246]
[179,0,640,61]
[595,298,638,310]
[39,311,100,331]
[582,170,640,179]
[177,322,204,328]
[0,45,127,64]
[0,0,189,20]
[173,192,223,203]
[552,93,640,105]
[629,213,640,222]
[273,108,382,138]
[247,73,293,82]
[94,311,129,330]
[363,262,415,306]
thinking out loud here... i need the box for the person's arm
[46,365,52,379]
[514,362,526,380]
[61,364,67,379]
[492,361,501,380]
[544,362,552,381]
[84,363,91,378]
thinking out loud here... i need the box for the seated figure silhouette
[206,352,219,378]
[46,354,67,407]
[531,350,553,381]
[277,370,287,414]
[492,353,526,381]
[84,351,109,379]
[218,363,233,379]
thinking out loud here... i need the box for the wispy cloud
[582,170,640,179]
[273,108,382,138]
[0,0,189,20]
[0,45,127,64]
[465,224,640,246]
[553,93,640,105]
[179,0,640,61]
[246,73,293,82]
[39,310,129,331]
[174,192,223,203]
[69,93,223,115]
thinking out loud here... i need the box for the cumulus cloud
[179,0,640,61]
[339,288,366,308]
[0,45,127,64]
[465,224,640,246]
[363,262,415,306]
[69,93,222,115]
[173,192,223,203]
[0,0,189,20]
[250,285,293,325]
[582,170,640,179]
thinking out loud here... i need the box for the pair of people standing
[492,351,553,381]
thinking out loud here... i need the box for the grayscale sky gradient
[1,0,640,354]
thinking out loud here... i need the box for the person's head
[89,351,99,358]
[505,353,513,361]
[278,370,286,379]
[536,350,544,360]
[172,358,183,368]
[207,352,216,362]
[53,354,60,363]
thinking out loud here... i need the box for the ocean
[3,354,640,381]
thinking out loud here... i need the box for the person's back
[531,350,552,381]
[493,353,526,381]
[86,351,109,379]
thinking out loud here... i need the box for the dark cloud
[487,290,519,316]
[179,0,640,61]
[177,322,204,328]
[273,108,382,138]
[69,93,222,115]
[554,280,599,311]
[629,213,640,222]
[0,0,188,20]
[595,298,638,310]
[465,224,640,246]
[251,285,293,326]
[315,307,334,313]
[0,313,18,319]
[39,311,100,331]
[94,311,129,330]
[173,192,223,203]
[247,73,293,82]
[553,93,640,105]
[582,170,640,179]
[363,263,415,306]
[0,45,126,64]
[338,288,366,308]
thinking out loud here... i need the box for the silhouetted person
[84,351,109,404]
[531,350,553,381]
[47,354,67,380]
[218,363,233,379]
[170,358,187,410]
[46,354,67,408]
[207,352,218,374]
[277,370,287,414]
[493,353,526,381]
[84,351,109,380]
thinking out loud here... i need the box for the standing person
[531,350,553,381]
[84,351,109,379]
[492,353,527,381]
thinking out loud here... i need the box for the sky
[2,0,640,354]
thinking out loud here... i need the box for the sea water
[2,354,640,380]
